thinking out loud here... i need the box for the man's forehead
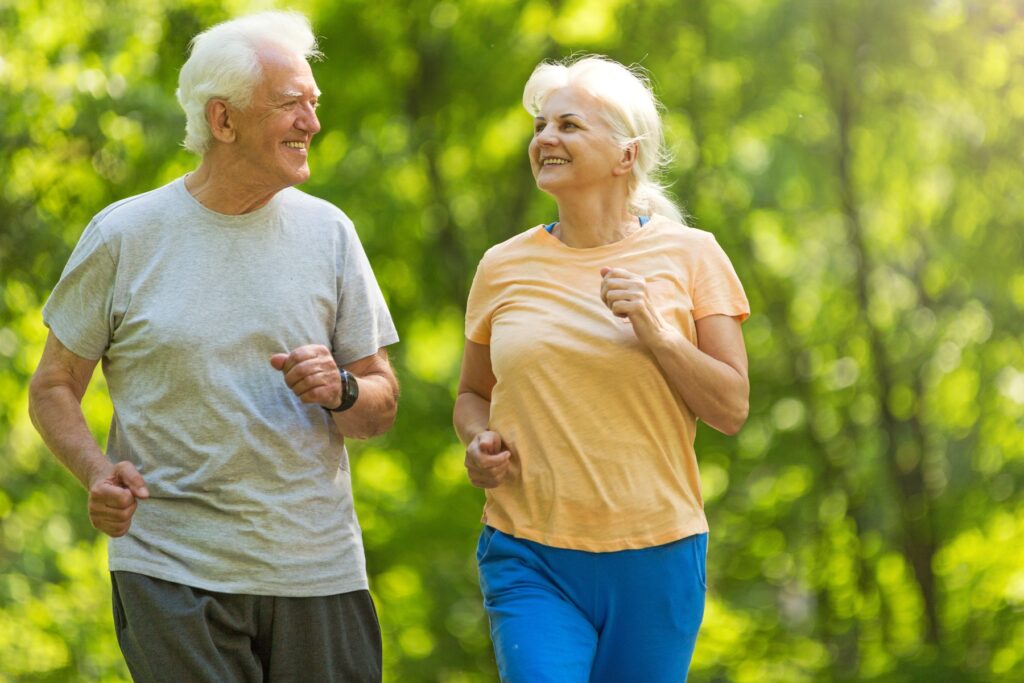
[256,47,319,94]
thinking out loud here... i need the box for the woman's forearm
[454,391,492,445]
[647,328,749,435]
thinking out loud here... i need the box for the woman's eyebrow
[536,113,584,121]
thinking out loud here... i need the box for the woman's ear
[206,99,237,144]
[614,141,638,176]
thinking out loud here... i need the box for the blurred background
[2,0,1022,680]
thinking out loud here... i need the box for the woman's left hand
[599,267,666,345]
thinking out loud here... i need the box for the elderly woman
[453,56,750,682]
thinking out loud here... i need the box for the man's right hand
[465,431,512,489]
[88,461,149,537]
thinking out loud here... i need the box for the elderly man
[28,11,396,682]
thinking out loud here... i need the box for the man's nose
[298,104,321,135]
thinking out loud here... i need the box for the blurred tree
[1,0,1021,681]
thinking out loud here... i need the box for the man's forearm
[28,383,109,489]
[329,371,398,439]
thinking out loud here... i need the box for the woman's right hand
[465,430,512,488]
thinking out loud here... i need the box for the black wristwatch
[325,369,359,412]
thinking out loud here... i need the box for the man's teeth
[284,142,305,149]
[543,158,569,165]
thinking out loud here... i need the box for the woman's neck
[552,191,638,248]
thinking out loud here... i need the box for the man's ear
[206,99,236,144]
[614,141,638,176]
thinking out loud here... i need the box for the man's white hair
[176,11,321,155]
[523,55,683,224]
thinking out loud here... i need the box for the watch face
[340,370,359,410]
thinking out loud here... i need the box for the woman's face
[528,86,629,197]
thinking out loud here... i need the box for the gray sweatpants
[111,571,382,682]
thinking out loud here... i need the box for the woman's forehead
[537,86,603,119]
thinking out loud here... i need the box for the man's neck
[184,158,283,215]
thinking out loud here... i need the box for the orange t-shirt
[465,215,750,551]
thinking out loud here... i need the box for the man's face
[230,48,321,192]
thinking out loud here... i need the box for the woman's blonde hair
[522,55,683,223]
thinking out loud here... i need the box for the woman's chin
[535,178,568,197]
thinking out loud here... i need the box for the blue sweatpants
[476,526,707,683]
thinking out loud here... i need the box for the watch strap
[325,369,359,413]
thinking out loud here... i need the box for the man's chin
[289,167,311,186]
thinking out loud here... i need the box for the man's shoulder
[90,179,184,236]
[278,187,351,225]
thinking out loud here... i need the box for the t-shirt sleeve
[464,251,497,345]
[41,221,117,360]
[332,220,400,366]
[692,233,750,322]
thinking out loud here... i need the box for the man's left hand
[270,345,341,409]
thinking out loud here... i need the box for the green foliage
[2,0,1022,680]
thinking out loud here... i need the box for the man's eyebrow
[279,89,321,98]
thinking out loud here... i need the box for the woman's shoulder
[651,216,716,240]
[480,224,548,263]
[648,214,719,247]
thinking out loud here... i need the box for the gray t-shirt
[43,177,399,596]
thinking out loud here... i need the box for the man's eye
[562,122,577,130]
